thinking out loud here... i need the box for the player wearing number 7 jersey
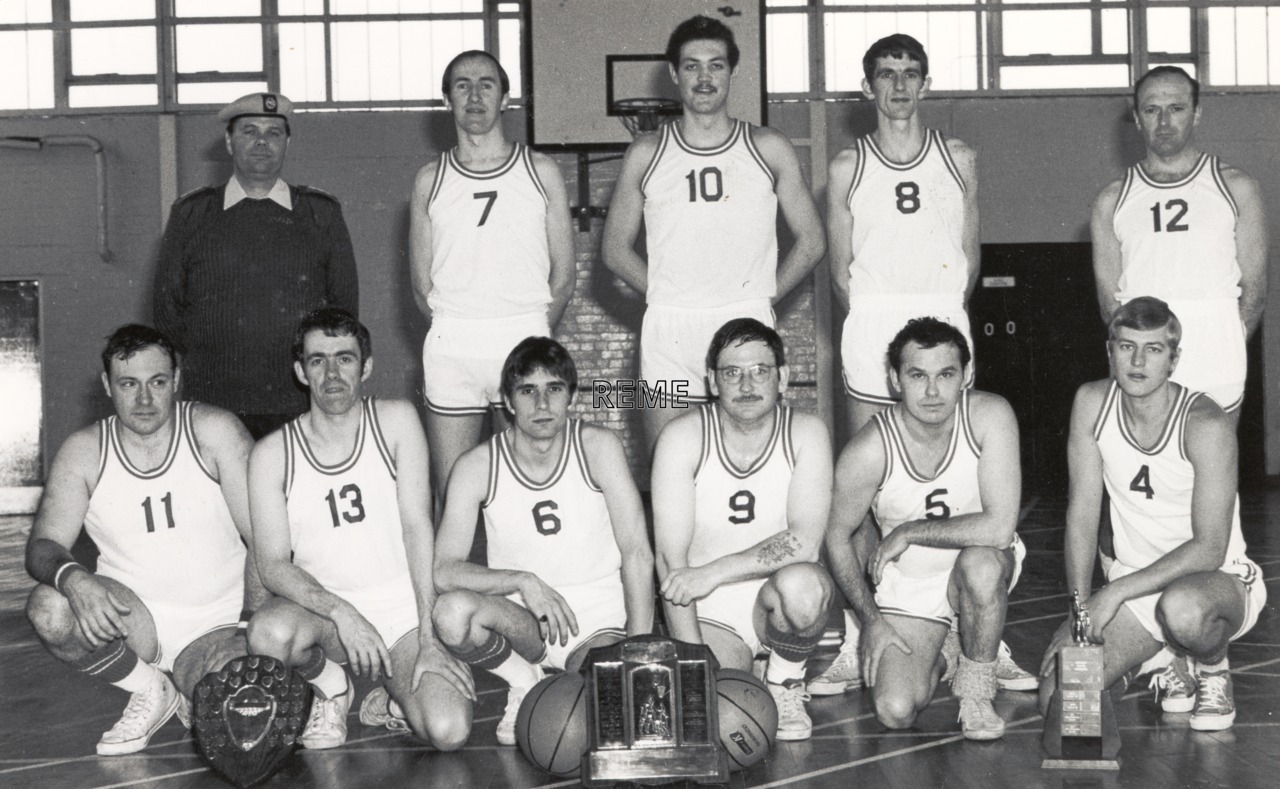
[432,337,654,746]
[248,308,473,752]
[824,318,1023,741]
[26,324,267,756]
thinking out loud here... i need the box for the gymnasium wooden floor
[2,493,1278,789]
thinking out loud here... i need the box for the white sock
[766,653,807,686]
[490,651,542,691]
[113,660,160,694]
[842,609,861,649]
[1200,655,1228,673]
[313,658,349,699]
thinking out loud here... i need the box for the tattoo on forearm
[756,533,799,567]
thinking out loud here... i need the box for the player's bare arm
[249,431,392,680]
[582,425,655,637]
[1222,165,1269,339]
[826,147,859,312]
[945,137,981,302]
[531,151,578,329]
[824,426,910,687]
[432,442,579,644]
[601,134,661,295]
[374,399,475,699]
[408,159,441,323]
[26,427,131,646]
[1090,180,1125,322]
[870,393,1021,583]
[754,126,826,302]
[650,413,705,644]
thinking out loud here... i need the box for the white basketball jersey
[872,391,983,578]
[689,405,795,569]
[641,120,779,308]
[1092,381,1247,570]
[847,130,969,295]
[284,398,413,597]
[1113,154,1241,302]
[86,401,245,608]
[483,419,622,588]
[426,143,553,319]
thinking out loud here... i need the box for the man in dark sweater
[153,93,359,439]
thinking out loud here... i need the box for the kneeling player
[25,325,264,755]
[825,318,1024,740]
[432,337,654,745]
[653,318,836,741]
[248,308,473,750]
[1038,297,1266,731]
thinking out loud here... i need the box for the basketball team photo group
[2,2,1277,788]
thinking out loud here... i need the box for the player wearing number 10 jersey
[433,337,653,746]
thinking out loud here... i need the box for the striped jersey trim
[93,418,110,487]
[482,436,500,509]
[1209,158,1239,217]
[444,142,522,180]
[741,124,777,189]
[695,403,714,479]
[1113,167,1137,220]
[862,130,933,172]
[289,399,369,476]
[670,119,743,157]
[1176,391,1204,462]
[107,406,182,481]
[1095,380,1192,458]
[706,403,785,480]
[181,402,220,484]
[425,150,450,211]
[365,398,397,480]
[877,394,964,484]
[571,420,602,493]
[846,137,869,206]
[639,124,671,195]
[519,144,549,205]
[1133,152,1209,190]
[934,131,967,194]
[495,421,572,492]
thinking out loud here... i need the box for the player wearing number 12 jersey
[652,319,835,741]
[433,337,653,746]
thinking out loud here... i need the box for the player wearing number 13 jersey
[434,338,653,746]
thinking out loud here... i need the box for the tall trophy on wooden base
[581,635,729,786]
[1042,591,1121,770]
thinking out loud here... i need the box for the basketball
[717,668,777,771]
[515,672,590,777]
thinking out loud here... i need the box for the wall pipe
[1,135,111,262]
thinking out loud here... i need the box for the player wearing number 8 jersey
[249,308,473,752]
[653,319,835,741]
[433,337,653,746]
[25,325,266,756]
[1038,297,1264,733]
[1091,66,1268,416]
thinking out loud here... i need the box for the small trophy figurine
[1042,590,1121,769]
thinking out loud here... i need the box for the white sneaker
[175,693,192,730]
[807,638,861,696]
[1151,655,1196,714]
[497,684,533,746]
[299,689,352,750]
[958,697,1006,741]
[768,680,812,741]
[358,686,410,733]
[97,670,181,756]
[995,641,1038,691]
[1189,669,1235,732]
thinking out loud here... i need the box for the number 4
[1130,465,1155,499]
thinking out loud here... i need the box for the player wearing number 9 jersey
[433,337,653,747]
[653,319,835,742]
[827,34,980,436]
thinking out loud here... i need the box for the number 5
[924,488,950,520]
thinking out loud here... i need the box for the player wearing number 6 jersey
[1037,298,1265,733]
[1091,67,1268,417]
[25,324,266,756]
[604,16,824,456]
[410,50,575,516]
[248,308,473,752]
[652,319,835,742]
[825,318,1023,741]
[433,337,654,746]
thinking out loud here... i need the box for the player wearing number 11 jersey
[433,337,653,746]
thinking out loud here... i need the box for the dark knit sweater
[153,183,359,415]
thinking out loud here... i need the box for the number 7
[474,191,497,226]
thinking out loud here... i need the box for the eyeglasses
[716,364,777,383]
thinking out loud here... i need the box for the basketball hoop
[613,97,681,138]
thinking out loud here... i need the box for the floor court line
[89,767,209,789]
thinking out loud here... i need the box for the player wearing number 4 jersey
[824,318,1024,741]
[411,50,575,515]
[1092,66,1268,417]
[25,325,266,756]
[248,308,473,752]
[1038,297,1265,733]
[653,319,835,742]
[604,15,825,456]
[433,337,654,746]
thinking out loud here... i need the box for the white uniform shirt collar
[224,176,292,210]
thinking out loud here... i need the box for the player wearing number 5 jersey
[1091,67,1268,416]
[1038,298,1264,733]
[653,319,835,742]
[249,308,473,752]
[604,16,825,456]
[433,337,654,746]
[25,325,266,756]
[825,318,1023,741]
[411,50,575,516]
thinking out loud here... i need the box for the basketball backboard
[525,0,765,151]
